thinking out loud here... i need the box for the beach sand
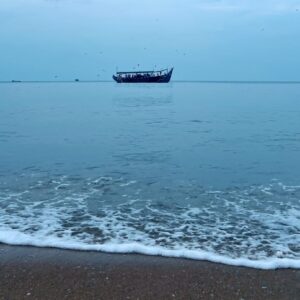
[0,244,299,300]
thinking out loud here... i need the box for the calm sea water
[0,82,299,269]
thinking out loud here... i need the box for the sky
[0,0,300,81]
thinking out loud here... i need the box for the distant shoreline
[0,244,299,300]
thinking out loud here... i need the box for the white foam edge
[0,230,299,270]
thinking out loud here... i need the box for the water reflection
[113,84,173,108]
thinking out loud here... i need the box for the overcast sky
[0,0,300,81]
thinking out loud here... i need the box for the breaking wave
[0,174,299,269]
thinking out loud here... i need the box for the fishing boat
[113,68,173,83]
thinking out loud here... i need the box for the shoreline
[0,244,299,299]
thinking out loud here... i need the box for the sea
[0,82,299,269]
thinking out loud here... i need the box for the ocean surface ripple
[1,82,300,269]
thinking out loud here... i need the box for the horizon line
[1,80,300,84]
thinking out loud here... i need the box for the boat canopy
[116,69,169,75]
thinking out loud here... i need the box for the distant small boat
[113,68,173,83]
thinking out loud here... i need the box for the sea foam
[0,229,299,269]
[0,175,299,270]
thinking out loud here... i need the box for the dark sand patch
[0,244,299,299]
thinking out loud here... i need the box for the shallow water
[0,82,299,269]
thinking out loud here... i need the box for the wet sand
[0,244,299,300]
